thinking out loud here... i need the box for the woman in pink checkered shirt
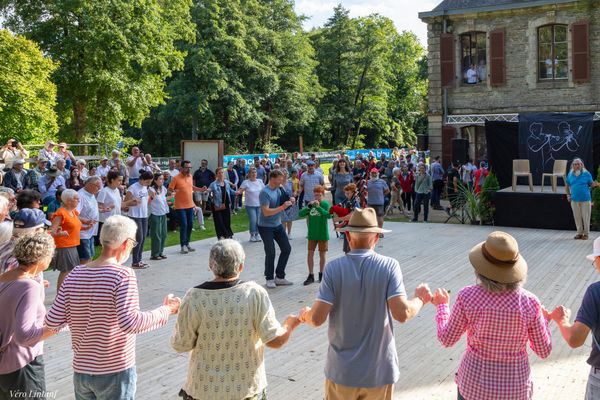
[432,231,553,400]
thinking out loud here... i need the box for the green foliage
[478,171,499,224]
[591,167,600,230]
[0,29,58,143]
[457,183,480,224]
[1,0,195,148]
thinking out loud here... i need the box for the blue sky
[295,0,440,46]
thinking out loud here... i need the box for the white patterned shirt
[171,280,284,400]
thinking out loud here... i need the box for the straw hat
[338,208,391,234]
[586,237,600,261]
[468,231,527,284]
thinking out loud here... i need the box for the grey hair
[571,158,587,173]
[61,189,78,203]
[0,196,8,213]
[13,232,55,267]
[0,187,15,196]
[477,273,523,293]
[209,239,245,278]
[100,215,137,248]
[56,159,66,166]
[85,176,101,185]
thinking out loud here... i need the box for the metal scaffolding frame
[446,112,600,126]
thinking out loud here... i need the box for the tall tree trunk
[191,113,199,140]
[260,103,273,151]
[346,61,370,147]
[351,95,366,148]
[73,100,87,154]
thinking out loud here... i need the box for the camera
[11,140,19,147]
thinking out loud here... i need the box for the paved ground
[41,220,595,400]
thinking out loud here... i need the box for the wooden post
[299,135,304,154]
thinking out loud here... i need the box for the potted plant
[478,172,500,225]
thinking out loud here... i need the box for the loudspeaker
[451,139,469,165]
[416,134,429,151]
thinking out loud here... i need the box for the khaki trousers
[571,200,591,235]
[325,379,394,400]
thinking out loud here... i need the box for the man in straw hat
[431,231,552,400]
[299,207,432,400]
[550,236,600,398]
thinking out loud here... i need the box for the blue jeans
[130,217,147,265]
[74,366,136,400]
[77,238,95,261]
[431,179,443,207]
[246,206,260,235]
[177,208,194,247]
[585,366,600,400]
[258,224,291,280]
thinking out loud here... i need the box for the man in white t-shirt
[167,159,180,178]
[97,157,111,182]
[466,64,478,84]
[126,146,148,186]
[76,176,102,264]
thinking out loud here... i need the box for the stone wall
[423,3,600,160]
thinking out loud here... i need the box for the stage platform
[41,222,592,399]
[494,185,575,230]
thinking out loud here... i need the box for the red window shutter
[489,29,506,86]
[442,126,456,168]
[440,34,455,88]
[572,21,590,83]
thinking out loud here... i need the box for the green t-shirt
[299,199,331,241]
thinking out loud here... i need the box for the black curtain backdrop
[486,120,600,188]
[519,113,594,185]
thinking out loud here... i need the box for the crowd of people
[1,143,600,400]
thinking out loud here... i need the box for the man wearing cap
[56,143,76,170]
[38,167,66,205]
[25,157,48,191]
[3,159,28,193]
[299,161,324,208]
[0,208,51,283]
[299,207,432,399]
[366,168,390,233]
[97,157,111,181]
[39,141,58,164]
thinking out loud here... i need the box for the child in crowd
[299,185,331,285]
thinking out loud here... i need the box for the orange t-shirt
[51,207,82,248]
[169,173,194,209]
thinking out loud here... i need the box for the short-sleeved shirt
[126,156,144,179]
[193,168,215,188]
[76,188,99,239]
[97,186,122,222]
[576,281,600,367]
[149,186,170,216]
[367,178,389,205]
[127,182,149,218]
[300,172,324,202]
[240,179,265,207]
[52,208,81,248]
[317,250,406,387]
[567,171,593,202]
[169,173,194,210]
[258,185,282,228]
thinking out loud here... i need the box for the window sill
[535,80,570,89]
[452,84,490,94]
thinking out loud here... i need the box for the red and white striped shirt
[45,264,170,374]
[436,284,552,400]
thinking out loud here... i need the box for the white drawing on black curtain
[526,121,582,169]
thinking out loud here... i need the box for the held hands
[284,314,301,330]
[432,288,450,306]
[550,305,571,325]
[163,294,181,315]
[298,306,311,323]
[414,283,432,305]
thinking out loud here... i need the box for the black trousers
[0,355,45,399]
[213,209,233,239]
[401,192,412,211]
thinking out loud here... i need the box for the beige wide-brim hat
[338,207,391,234]
[468,231,528,284]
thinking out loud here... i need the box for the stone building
[419,0,600,167]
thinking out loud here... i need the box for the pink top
[45,264,170,374]
[0,279,45,374]
[436,284,552,400]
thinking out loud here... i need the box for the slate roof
[419,0,577,18]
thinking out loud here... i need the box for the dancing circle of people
[1,145,600,400]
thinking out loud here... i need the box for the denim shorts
[74,366,136,400]
[586,366,600,400]
[77,238,95,261]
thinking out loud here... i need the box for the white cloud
[295,0,440,47]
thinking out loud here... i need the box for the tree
[1,0,194,148]
[0,29,58,144]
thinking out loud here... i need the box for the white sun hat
[587,237,600,261]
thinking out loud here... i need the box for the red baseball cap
[370,168,379,173]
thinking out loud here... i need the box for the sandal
[132,263,149,269]
[582,234,589,240]
[150,256,161,261]
[159,255,168,260]
[574,234,583,240]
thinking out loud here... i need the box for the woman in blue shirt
[566,158,599,240]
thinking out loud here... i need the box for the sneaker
[411,219,418,222]
[199,225,206,231]
[266,280,276,289]
[274,277,293,286]
[186,245,196,252]
[318,272,323,283]
[303,274,315,286]
[180,247,188,254]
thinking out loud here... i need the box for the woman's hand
[432,288,450,306]
[163,294,181,315]
[551,305,571,325]
[414,283,432,304]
